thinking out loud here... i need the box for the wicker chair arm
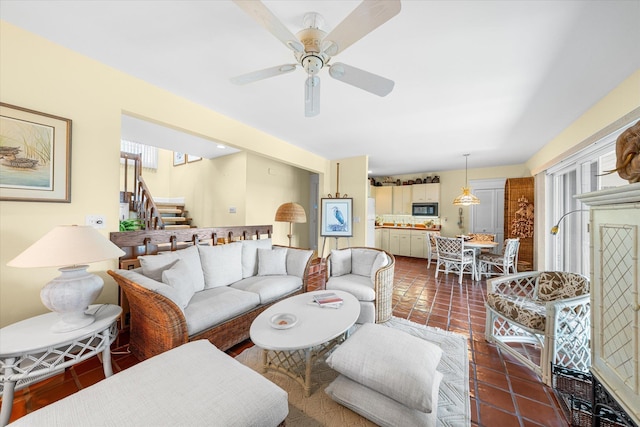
[108,270,189,359]
[373,251,395,323]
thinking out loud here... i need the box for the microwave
[412,203,438,217]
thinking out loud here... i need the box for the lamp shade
[453,187,481,206]
[453,154,480,206]
[8,225,125,268]
[274,202,307,223]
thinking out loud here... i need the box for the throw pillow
[370,251,389,284]
[198,242,243,288]
[160,245,206,292]
[161,259,195,309]
[326,323,443,413]
[351,248,380,276]
[241,238,272,278]
[138,254,178,282]
[257,248,288,276]
[285,248,313,278]
[330,249,352,277]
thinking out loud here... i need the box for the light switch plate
[86,215,106,229]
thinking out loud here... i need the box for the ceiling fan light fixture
[453,154,480,206]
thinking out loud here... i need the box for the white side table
[0,304,121,426]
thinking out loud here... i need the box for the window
[120,139,158,170]
[546,126,628,275]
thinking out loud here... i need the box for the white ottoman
[325,323,443,427]
[10,340,288,427]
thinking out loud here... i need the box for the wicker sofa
[108,226,313,360]
[325,247,395,324]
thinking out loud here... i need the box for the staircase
[154,199,193,230]
[120,151,195,230]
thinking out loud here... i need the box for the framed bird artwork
[321,198,353,237]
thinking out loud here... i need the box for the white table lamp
[7,225,125,333]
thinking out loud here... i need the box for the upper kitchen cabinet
[411,183,440,204]
[375,186,393,214]
[392,186,412,214]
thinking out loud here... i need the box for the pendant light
[453,154,480,206]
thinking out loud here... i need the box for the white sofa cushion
[325,372,442,427]
[161,260,195,309]
[326,323,443,413]
[330,248,352,276]
[184,287,260,335]
[241,238,272,278]
[198,242,243,289]
[351,248,380,276]
[257,248,287,276]
[326,274,375,301]
[9,340,289,427]
[231,275,302,304]
[138,245,205,292]
[286,248,314,278]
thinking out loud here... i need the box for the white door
[470,179,505,251]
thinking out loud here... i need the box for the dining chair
[478,238,520,278]
[434,236,476,284]
[425,232,438,268]
[468,233,497,254]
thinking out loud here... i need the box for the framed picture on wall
[0,103,72,202]
[321,198,353,237]
[187,155,201,163]
[173,151,186,166]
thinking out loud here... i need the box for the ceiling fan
[231,0,401,117]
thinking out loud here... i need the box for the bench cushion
[9,340,288,427]
[486,293,546,332]
[326,372,442,427]
[326,323,443,413]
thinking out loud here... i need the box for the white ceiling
[1,0,639,176]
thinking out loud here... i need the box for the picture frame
[187,154,202,163]
[320,197,353,237]
[173,151,186,166]
[0,103,72,202]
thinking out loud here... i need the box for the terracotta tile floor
[1,255,569,426]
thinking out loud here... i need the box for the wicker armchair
[485,271,590,385]
[326,247,395,324]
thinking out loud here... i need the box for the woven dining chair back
[434,236,476,284]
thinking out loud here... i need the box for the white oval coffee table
[250,290,360,396]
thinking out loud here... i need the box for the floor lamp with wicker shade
[275,202,307,247]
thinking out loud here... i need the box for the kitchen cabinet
[411,183,440,203]
[392,186,412,214]
[389,229,411,256]
[410,230,427,258]
[376,228,390,252]
[375,186,392,214]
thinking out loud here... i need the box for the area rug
[235,316,470,426]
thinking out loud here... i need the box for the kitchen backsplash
[376,214,441,227]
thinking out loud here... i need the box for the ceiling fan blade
[329,62,394,96]
[322,0,401,57]
[230,64,297,85]
[233,0,304,53]
[305,76,321,117]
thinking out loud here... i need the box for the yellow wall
[0,21,328,327]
